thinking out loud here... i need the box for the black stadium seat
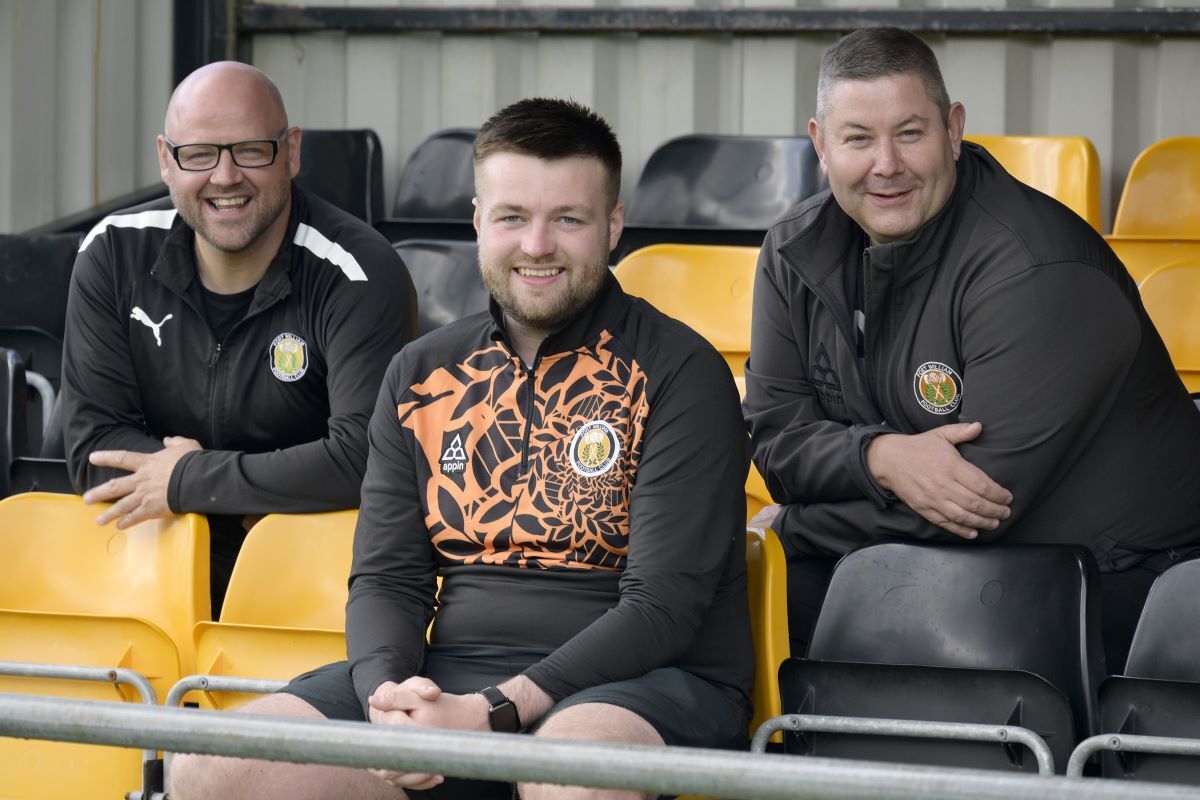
[0,233,79,455]
[614,134,822,261]
[774,543,1105,774]
[1097,558,1200,783]
[392,239,487,336]
[0,348,30,498]
[296,129,386,225]
[377,128,478,245]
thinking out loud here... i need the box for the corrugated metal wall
[2,1,1198,233]
[0,0,172,233]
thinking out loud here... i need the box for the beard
[170,179,291,254]
[480,251,610,333]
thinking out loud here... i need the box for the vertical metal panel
[0,0,171,233]
[3,1,1198,232]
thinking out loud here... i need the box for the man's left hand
[83,436,202,528]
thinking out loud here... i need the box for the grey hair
[815,28,950,126]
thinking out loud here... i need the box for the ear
[472,196,482,236]
[808,117,828,174]
[607,200,625,254]
[156,135,172,185]
[947,102,966,161]
[285,127,302,178]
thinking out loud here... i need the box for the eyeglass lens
[175,140,278,170]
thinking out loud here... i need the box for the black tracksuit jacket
[745,143,1200,569]
[62,186,416,514]
[346,276,754,717]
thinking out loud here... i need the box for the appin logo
[440,433,468,475]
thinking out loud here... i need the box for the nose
[520,220,556,260]
[208,149,244,187]
[872,139,903,178]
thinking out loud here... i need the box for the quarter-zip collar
[487,271,630,367]
[149,183,304,314]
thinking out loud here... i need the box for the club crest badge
[269,333,308,382]
[914,361,962,415]
[569,420,620,478]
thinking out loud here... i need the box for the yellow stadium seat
[1137,260,1200,392]
[614,244,759,375]
[966,135,1102,232]
[1113,137,1200,237]
[1106,235,1200,285]
[192,510,357,709]
[0,492,209,800]
[746,525,789,742]
[745,462,772,523]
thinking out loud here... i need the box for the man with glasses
[61,61,416,613]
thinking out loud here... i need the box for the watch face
[491,699,520,733]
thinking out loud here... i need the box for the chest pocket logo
[914,361,962,415]
[270,332,308,382]
[570,420,621,478]
[130,306,173,347]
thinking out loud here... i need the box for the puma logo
[130,306,174,347]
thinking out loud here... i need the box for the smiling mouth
[514,266,565,277]
[207,196,250,210]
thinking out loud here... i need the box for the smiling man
[60,61,416,613]
[170,97,752,800]
[744,28,1200,667]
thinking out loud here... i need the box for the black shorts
[280,644,748,799]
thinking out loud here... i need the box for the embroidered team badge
[914,361,962,415]
[569,420,620,478]
[269,333,308,382]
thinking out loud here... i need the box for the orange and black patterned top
[346,276,753,712]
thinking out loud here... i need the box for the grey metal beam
[1,693,1199,800]
[238,5,1200,37]
[1068,734,1200,778]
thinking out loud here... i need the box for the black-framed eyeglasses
[164,127,291,171]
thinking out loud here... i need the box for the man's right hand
[366,677,445,791]
[866,422,1012,539]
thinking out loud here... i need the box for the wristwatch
[477,685,521,733]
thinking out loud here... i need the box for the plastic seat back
[1136,260,1200,392]
[1106,236,1200,285]
[746,526,788,737]
[808,542,1104,740]
[1113,137,1200,237]
[192,511,356,708]
[614,244,758,375]
[219,510,357,627]
[1096,559,1200,783]
[392,128,477,220]
[394,239,488,336]
[1125,558,1200,682]
[296,129,385,224]
[627,135,821,228]
[0,492,210,673]
[966,135,1102,231]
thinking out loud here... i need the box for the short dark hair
[816,27,950,125]
[474,97,622,207]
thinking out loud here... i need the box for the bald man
[61,62,417,613]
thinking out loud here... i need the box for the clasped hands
[82,436,201,527]
[366,677,491,790]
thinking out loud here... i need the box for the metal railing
[751,713,1056,775]
[3,692,1200,800]
[1068,734,1200,778]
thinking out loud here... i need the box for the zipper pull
[209,343,222,368]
